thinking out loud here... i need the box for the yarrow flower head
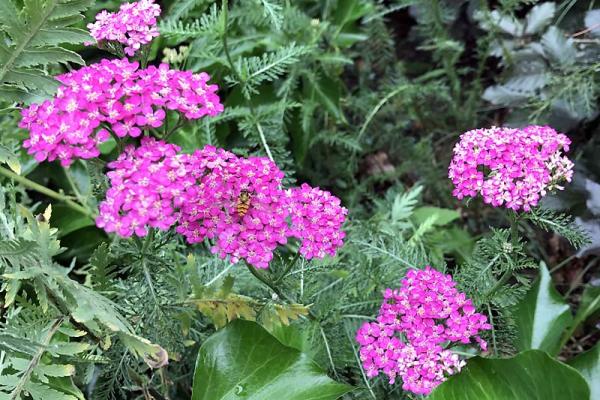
[177,148,291,269]
[356,267,491,395]
[448,125,574,211]
[96,141,348,268]
[19,59,223,166]
[287,184,347,259]
[96,138,197,237]
[87,0,161,56]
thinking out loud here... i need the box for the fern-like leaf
[525,207,590,248]
[230,43,311,98]
[159,3,221,40]
[257,0,284,30]
[0,0,91,101]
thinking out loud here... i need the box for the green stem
[274,251,301,284]
[429,0,461,107]
[221,0,240,82]
[64,166,87,208]
[220,0,274,161]
[244,262,317,321]
[0,166,95,219]
[557,266,600,354]
[357,85,407,141]
[487,304,498,356]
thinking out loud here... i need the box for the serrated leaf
[30,28,91,46]
[514,262,572,354]
[0,150,21,175]
[480,10,524,36]
[0,333,42,356]
[0,0,91,98]
[15,47,84,68]
[25,381,78,400]
[525,2,556,35]
[3,69,60,94]
[541,26,576,67]
[34,363,75,377]
[49,342,90,356]
[192,320,351,400]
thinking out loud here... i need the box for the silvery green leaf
[525,2,556,35]
[541,26,576,66]
[482,85,530,105]
[481,10,524,36]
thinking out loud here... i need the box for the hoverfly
[236,189,252,217]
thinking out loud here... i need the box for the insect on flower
[236,189,252,217]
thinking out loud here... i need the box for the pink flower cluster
[288,184,347,259]
[356,267,491,395]
[19,59,223,166]
[449,125,574,211]
[96,140,347,268]
[96,138,197,237]
[87,0,161,56]
[177,147,291,269]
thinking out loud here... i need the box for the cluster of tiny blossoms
[96,138,197,237]
[87,0,161,56]
[177,147,291,269]
[356,267,491,395]
[448,125,574,211]
[96,140,347,268]
[288,184,347,259]
[19,59,223,166]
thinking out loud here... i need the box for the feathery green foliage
[0,0,92,102]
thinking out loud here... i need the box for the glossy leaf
[514,262,572,354]
[192,320,351,400]
[430,350,590,400]
[569,343,600,400]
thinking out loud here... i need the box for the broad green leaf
[569,343,600,400]
[430,350,590,400]
[525,2,556,35]
[412,206,460,226]
[514,263,572,354]
[192,320,351,400]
